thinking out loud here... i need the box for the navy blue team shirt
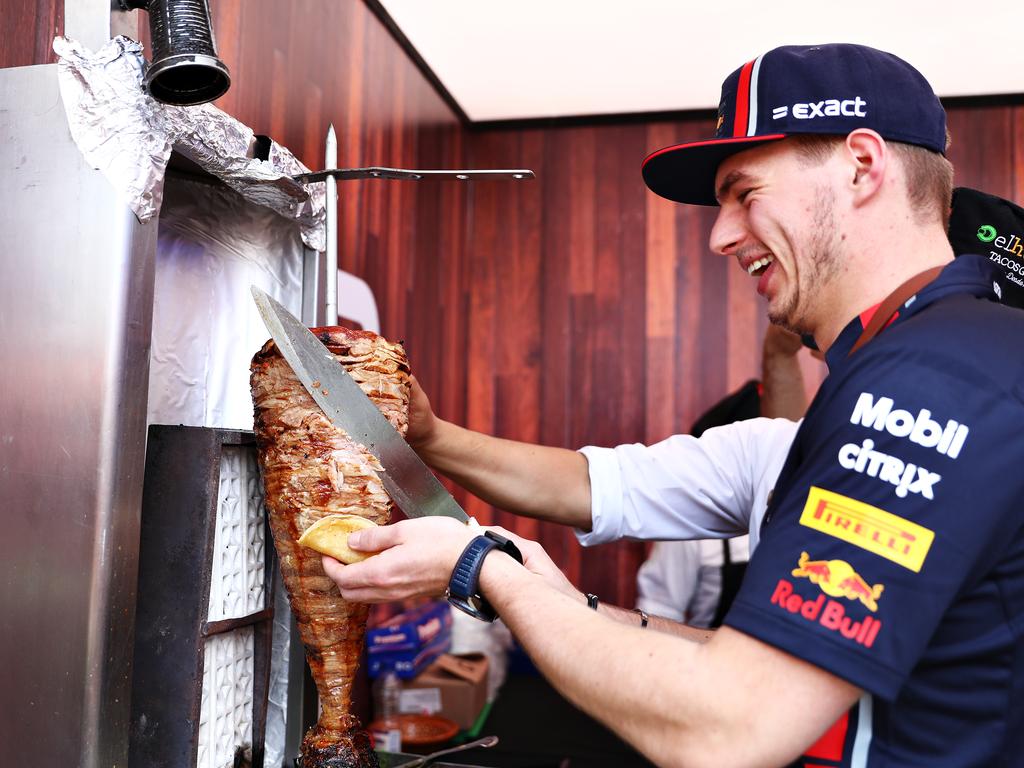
[725,255,1024,766]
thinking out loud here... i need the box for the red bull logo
[770,579,883,648]
[791,551,884,611]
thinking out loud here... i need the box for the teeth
[746,256,774,276]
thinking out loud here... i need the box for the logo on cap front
[772,97,868,121]
[977,225,997,243]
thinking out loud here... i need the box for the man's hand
[489,526,582,600]
[761,324,808,420]
[321,517,582,605]
[405,376,440,451]
[322,516,475,603]
[762,324,804,358]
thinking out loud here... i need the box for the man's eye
[738,189,753,204]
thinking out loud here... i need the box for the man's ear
[844,129,887,205]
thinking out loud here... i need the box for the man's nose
[709,205,744,256]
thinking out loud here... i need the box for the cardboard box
[367,600,451,655]
[368,631,450,680]
[367,601,452,679]
[399,653,489,731]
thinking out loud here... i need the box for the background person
[636,326,808,627]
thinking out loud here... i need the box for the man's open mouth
[747,255,774,277]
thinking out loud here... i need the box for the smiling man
[326,44,1024,767]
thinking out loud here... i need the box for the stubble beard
[768,187,842,335]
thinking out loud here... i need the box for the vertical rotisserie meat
[251,326,410,768]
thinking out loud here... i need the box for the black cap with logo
[800,187,1024,350]
[948,187,1024,310]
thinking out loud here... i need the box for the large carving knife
[251,286,473,524]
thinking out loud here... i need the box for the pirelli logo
[800,486,934,572]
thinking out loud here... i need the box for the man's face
[709,140,845,334]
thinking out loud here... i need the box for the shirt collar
[823,255,1000,370]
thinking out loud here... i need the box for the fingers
[322,517,478,604]
[347,515,466,550]
[406,376,438,450]
[346,520,403,552]
[481,526,579,598]
[763,323,804,355]
[486,525,545,561]
[323,552,421,603]
[321,554,347,583]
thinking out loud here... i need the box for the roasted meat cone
[251,326,411,768]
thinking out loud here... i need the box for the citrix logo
[837,440,941,499]
[772,97,867,121]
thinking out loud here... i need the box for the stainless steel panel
[65,0,142,50]
[0,64,157,768]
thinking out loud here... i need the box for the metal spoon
[399,734,499,768]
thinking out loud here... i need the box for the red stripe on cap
[641,134,787,168]
[732,59,756,137]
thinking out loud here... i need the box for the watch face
[446,588,495,622]
[464,594,489,614]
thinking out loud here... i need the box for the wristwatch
[446,530,524,622]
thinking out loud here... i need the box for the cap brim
[642,134,787,206]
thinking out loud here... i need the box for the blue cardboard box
[367,601,452,679]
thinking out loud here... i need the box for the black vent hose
[119,0,230,106]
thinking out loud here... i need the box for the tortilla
[298,514,380,564]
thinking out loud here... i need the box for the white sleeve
[576,417,799,549]
[635,541,701,621]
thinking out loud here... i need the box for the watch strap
[446,532,524,622]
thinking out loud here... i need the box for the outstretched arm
[329,518,859,768]
[407,377,593,529]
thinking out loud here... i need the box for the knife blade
[251,286,472,524]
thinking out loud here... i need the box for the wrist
[446,531,523,622]
[408,415,443,454]
[633,607,649,628]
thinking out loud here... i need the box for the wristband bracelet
[633,608,649,628]
[586,593,599,610]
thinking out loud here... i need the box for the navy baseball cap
[643,44,947,206]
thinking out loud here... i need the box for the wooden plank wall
[0,0,62,68]
[4,1,1023,608]
[460,122,779,603]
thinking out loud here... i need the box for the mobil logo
[850,392,969,459]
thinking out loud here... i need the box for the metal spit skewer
[311,123,533,326]
[325,124,339,324]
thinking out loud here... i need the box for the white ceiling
[380,0,1024,122]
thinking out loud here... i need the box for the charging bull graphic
[792,552,885,612]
